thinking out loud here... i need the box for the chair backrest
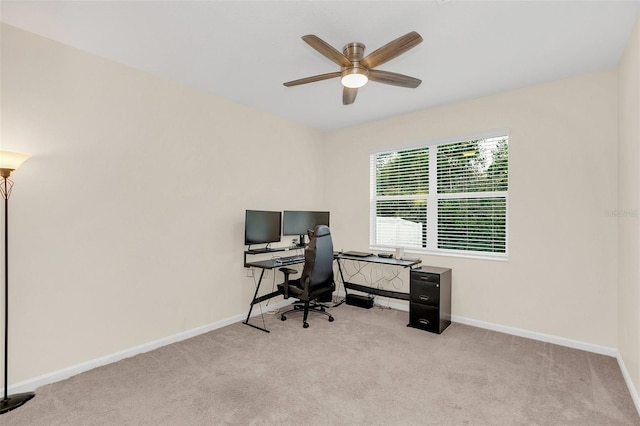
[301,224,334,290]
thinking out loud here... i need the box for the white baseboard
[345,292,617,356]
[616,351,640,416]
[6,298,293,395]
[450,314,618,357]
[6,296,637,418]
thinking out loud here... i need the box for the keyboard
[274,254,305,265]
[342,251,373,258]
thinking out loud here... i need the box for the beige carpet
[2,304,639,425]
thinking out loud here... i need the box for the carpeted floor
[2,304,639,425]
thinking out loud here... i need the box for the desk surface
[244,258,304,270]
[245,252,422,270]
[337,253,421,268]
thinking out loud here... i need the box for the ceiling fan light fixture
[341,67,369,88]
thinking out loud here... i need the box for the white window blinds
[371,135,508,258]
[373,148,429,249]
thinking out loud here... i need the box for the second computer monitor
[283,210,330,246]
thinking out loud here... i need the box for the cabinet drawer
[411,271,440,283]
[408,303,440,333]
[409,280,440,306]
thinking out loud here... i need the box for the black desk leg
[333,259,348,307]
[243,269,270,333]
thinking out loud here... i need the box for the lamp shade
[0,150,30,171]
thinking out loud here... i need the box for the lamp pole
[2,173,8,405]
[0,151,34,414]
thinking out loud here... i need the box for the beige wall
[1,24,325,383]
[0,21,631,397]
[325,70,619,348]
[618,15,640,399]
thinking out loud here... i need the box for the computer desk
[336,253,422,301]
[243,250,422,332]
[243,253,306,332]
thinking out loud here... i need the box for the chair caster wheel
[281,315,286,321]
[303,322,309,328]
[328,316,334,322]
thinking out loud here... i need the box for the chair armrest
[279,267,299,299]
[279,267,298,277]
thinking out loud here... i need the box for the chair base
[280,301,334,328]
[0,392,35,415]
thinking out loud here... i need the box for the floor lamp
[0,150,34,414]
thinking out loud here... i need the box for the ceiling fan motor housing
[343,42,366,61]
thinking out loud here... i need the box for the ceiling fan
[283,31,423,105]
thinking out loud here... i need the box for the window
[370,134,508,258]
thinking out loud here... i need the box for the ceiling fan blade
[368,69,422,88]
[343,87,358,105]
[360,31,423,69]
[302,35,353,67]
[283,71,341,87]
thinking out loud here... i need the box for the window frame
[369,130,509,260]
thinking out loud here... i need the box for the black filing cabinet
[408,266,451,334]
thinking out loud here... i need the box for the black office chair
[277,224,335,328]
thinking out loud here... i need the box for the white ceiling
[2,1,639,132]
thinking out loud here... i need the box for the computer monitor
[244,210,282,246]
[283,210,330,246]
